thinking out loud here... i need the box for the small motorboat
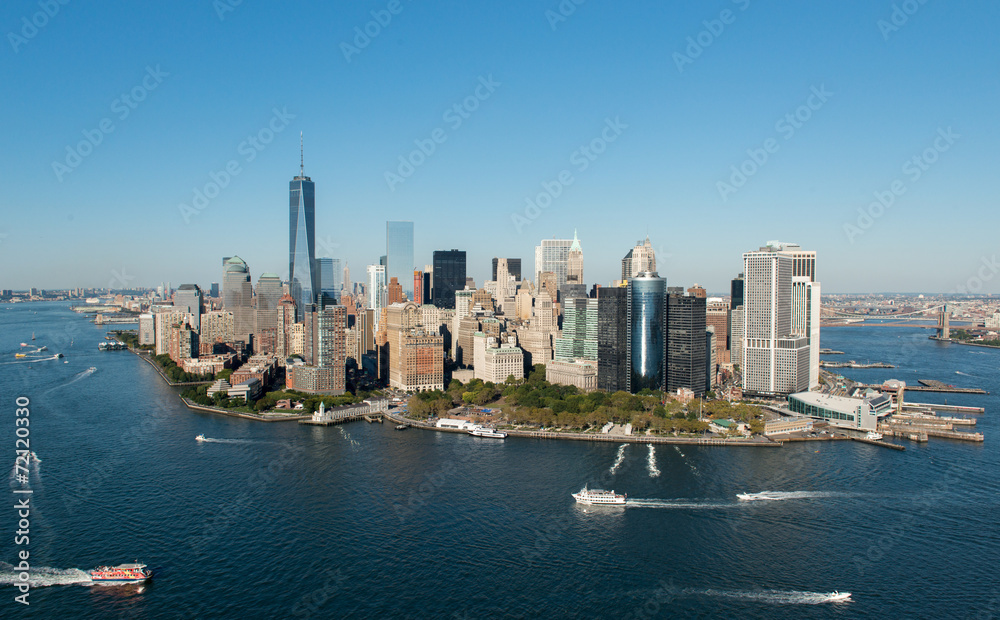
[195,434,207,442]
[827,591,851,602]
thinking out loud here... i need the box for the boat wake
[736,491,848,502]
[955,371,975,377]
[45,367,96,394]
[688,588,852,604]
[626,499,735,510]
[339,426,361,448]
[0,562,92,587]
[609,444,627,474]
[674,446,700,477]
[8,452,41,488]
[646,445,660,478]
[195,437,262,445]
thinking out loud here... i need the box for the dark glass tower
[289,148,317,317]
[432,249,466,309]
[626,272,667,393]
[597,286,628,392]
[667,292,707,396]
[730,273,744,310]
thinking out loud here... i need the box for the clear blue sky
[2,1,998,293]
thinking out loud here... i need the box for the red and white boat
[89,562,152,584]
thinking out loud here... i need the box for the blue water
[1,303,998,618]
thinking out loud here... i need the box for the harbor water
[1,303,998,618]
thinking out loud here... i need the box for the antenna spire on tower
[300,132,304,177]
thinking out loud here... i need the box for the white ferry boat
[572,486,626,505]
[827,591,852,602]
[865,431,883,441]
[90,562,152,584]
[469,426,507,439]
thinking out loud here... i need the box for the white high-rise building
[367,264,387,328]
[534,237,574,288]
[742,241,818,396]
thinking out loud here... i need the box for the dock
[905,402,985,414]
[363,414,383,423]
[879,422,983,442]
[850,437,906,451]
[820,360,894,369]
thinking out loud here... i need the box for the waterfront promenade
[383,410,781,447]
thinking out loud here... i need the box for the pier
[879,422,983,442]
[820,360,894,369]
[850,437,906,451]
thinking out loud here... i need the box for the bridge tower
[936,304,950,339]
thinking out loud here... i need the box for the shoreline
[130,348,212,386]
[180,398,310,422]
[384,410,782,447]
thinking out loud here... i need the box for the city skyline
[3,3,998,293]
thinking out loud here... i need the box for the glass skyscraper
[667,291,707,396]
[319,258,342,300]
[431,249,466,309]
[289,169,318,317]
[597,286,628,393]
[626,272,667,393]
[386,221,414,301]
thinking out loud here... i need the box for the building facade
[627,273,667,393]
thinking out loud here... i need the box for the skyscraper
[318,258,342,301]
[367,264,387,330]
[566,230,584,285]
[741,242,812,396]
[386,221,414,301]
[554,297,598,362]
[254,273,283,352]
[622,237,656,281]
[432,250,466,309]
[173,284,203,332]
[667,290,707,396]
[223,256,254,344]
[597,286,628,393]
[534,237,574,287]
[289,138,318,315]
[492,258,521,282]
[626,272,667,393]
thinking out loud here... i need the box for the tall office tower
[666,291,707,396]
[165,282,172,298]
[534,237,574,287]
[343,263,351,293]
[318,258,342,301]
[413,270,424,304]
[223,256,254,344]
[626,272,667,393]
[422,270,432,304]
[566,230,584,285]
[781,243,821,389]
[275,294,297,363]
[495,258,515,300]
[554,297,598,362]
[289,140,318,315]
[367,264,386,311]
[706,328,717,389]
[730,273,744,309]
[387,277,404,305]
[431,250,466,309]
[452,288,474,359]
[706,298,730,365]
[173,284,203,332]
[621,237,656,281]
[730,306,745,370]
[386,221,415,301]
[254,273,283,351]
[210,283,219,298]
[597,286,628,393]
[742,243,810,396]
[492,258,521,282]
[728,272,744,358]
[538,272,558,303]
